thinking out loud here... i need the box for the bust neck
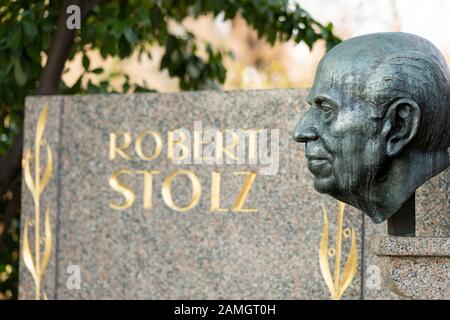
[352,149,449,223]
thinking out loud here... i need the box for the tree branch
[0,0,104,230]
[0,182,21,251]
[0,1,103,200]
[0,129,23,200]
[38,0,104,94]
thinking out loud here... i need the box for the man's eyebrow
[313,95,339,108]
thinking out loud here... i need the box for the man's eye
[319,103,335,121]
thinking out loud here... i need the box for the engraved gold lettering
[232,171,257,212]
[162,170,201,212]
[194,130,215,162]
[135,130,163,161]
[167,130,189,161]
[109,169,135,209]
[136,170,160,209]
[109,131,131,160]
[210,171,228,212]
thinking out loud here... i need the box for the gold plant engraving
[319,202,357,300]
[22,104,53,300]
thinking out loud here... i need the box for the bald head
[309,32,450,151]
[295,32,450,224]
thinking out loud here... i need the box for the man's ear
[380,98,421,157]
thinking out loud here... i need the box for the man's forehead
[306,32,444,104]
[307,65,369,103]
[307,49,385,104]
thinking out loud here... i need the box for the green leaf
[123,27,137,44]
[12,57,27,86]
[23,20,38,38]
[187,63,200,79]
[7,26,22,50]
[82,55,90,70]
[91,67,104,74]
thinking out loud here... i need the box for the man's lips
[307,158,332,177]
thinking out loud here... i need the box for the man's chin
[313,176,337,194]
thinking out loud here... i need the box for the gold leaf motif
[21,104,53,300]
[22,221,37,284]
[22,149,35,200]
[319,207,335,297]
[40,206,52,278]
[34,104,48,152]
[338,229,357,299]
[39,141,52,195]
[319,202,358,300]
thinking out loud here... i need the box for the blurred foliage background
[0,0,340,299]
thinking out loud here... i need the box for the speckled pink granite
[372,236,449,299]
[19,90,448,300]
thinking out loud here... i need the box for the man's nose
[293,108,319,143]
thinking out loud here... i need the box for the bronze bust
[293,32,450,235]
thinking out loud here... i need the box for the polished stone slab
[372,236,450,299]
[18,90,448,299]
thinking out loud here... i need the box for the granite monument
[19,36,449,299]
[19,91,371,299]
